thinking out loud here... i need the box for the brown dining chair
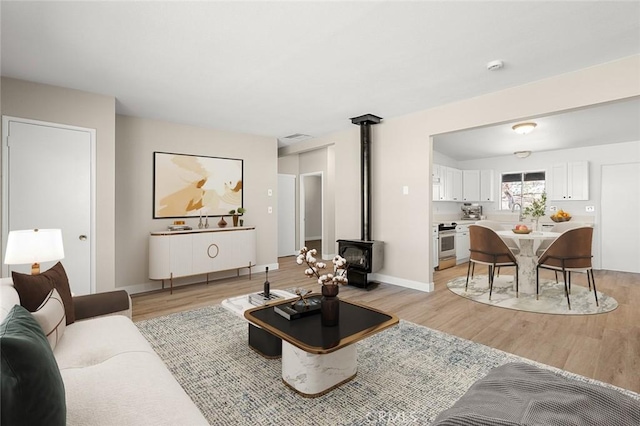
[466,225,519,299]
[536,227,597,310]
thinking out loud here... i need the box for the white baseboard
[371,273,434,292]
[119,262,279,295]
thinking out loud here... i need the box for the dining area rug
[447,274,618,315]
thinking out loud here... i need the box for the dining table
[495,230,561,294]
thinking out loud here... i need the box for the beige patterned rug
[447,275,618,315]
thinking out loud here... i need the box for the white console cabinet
[149,227,256,293]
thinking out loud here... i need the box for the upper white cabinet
[480,169,494,202]
[444,166,463,201]
[462,170,480,201]
[549,161,589,201]
[462,169,494,202]
[433,164,461,201]
[432,164,443,201]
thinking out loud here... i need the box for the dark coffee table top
[244,296,398,354]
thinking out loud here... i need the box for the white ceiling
[434,96,640,161]
[2,1,640,148]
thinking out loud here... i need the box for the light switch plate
[402,186,409,195]
[586,206,595,212]
[268,206,273,214]
[267,189,273,196]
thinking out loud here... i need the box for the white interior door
[277,174,296,257]
[601,163,640,273]
[2,117,95,295]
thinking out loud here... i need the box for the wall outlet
[268,206,273,214]
[267,189,273,196]
[549,206,557,212]
[586,206,595,212]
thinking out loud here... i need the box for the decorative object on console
[153,151,243,219]
[229,207,246,227]
[296,247,348,326]
[217,216,227,228]
[4,228,64,275]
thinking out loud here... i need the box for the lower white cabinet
[456,226,470,264]
[149,227,256,292]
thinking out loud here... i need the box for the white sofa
[0,277,208,425]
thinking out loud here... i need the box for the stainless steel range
[437,223,457,270]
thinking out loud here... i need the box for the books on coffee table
[248,292,284,306]
[274,296,321,320]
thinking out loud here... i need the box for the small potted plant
[229,207,246,227]
[522,192,547,232]
[237,207,246,226]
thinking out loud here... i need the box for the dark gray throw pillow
[1,305,66,426]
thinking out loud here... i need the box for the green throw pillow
[0,305,66,426]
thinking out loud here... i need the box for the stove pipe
[350,114,382,241]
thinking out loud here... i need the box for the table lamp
[4,229,65,274]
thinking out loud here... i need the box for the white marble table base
[281,341,357,397]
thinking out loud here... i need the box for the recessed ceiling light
[512,122,537,135]
[514,151,532,158]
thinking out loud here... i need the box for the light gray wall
[1,77,117,293]
[115,115,278,293]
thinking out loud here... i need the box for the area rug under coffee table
[447,274,618,315]
[136,305,636,425]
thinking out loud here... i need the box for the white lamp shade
[4,229,65,265]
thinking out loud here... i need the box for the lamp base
[31,262,40,275]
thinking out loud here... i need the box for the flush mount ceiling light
[514,151,532,158]
[512,122,537,135]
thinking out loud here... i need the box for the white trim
[299,171,324,252]
[371,273,434,292]
[1,116,97,294]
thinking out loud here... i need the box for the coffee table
[245,298,398,397]
[221,290,297,358]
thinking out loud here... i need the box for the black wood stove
[337,114,384,289]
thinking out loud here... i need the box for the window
[501,171,546,211]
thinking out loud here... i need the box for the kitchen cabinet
[444,166,463,201]
[462,170,480,201]
[480,169,494,202]
[433,164,462,201]
[549,161,589,201]
[462,169,494,202]
[432,164,443,201]
[455,224,470,263]
[149,227,256,293]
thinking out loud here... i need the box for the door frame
[277,173,297,257]
[1,116,97,293]
[299,172,324,253]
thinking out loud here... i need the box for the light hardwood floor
[132,256,640,393]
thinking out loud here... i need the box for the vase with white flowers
[296,247,348,326]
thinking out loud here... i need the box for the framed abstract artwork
[153,151,243,219]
